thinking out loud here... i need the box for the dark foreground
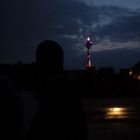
[1,67,140,140]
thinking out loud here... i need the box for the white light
[87,36,90,41]
[89,61,91,66]
[129,70,133,75]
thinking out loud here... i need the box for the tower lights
[85,36,93,69]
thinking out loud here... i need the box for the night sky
[1,0,140,70]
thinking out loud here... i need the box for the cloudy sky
[1,0,140,70]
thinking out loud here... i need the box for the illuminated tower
[85,36,93,69]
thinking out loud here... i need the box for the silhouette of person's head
[36,40,64,74]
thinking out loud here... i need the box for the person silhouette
[26,40,87,140]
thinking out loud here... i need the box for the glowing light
[105,107,128,119]
[87,36,90,41]
[137,75,140,80]
[133,74,140,80]
[110,107,122,114]
[113,107,121,112]
[129,70,133,75]
[85,36,93,69]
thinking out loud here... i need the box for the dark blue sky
[1,0,140,70]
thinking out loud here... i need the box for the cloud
[81,0,140,10]
[1,0,140,69]
[2,0,140,46]
[94,7,140,43]
[93,40,140,52]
